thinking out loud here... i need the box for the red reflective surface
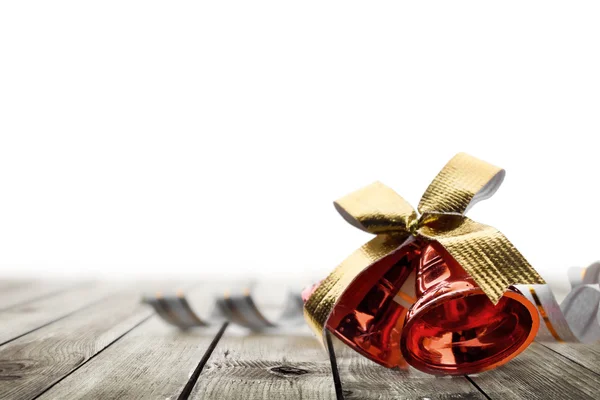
[400,242,540,375]
[304,240,540,375]
[325,239,421,368]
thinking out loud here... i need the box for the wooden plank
[541,342,600,375]
[0,280,74,310]
[39,283,298,400]
[0,282,118,346]
[190,328,485,400]
[190,327,336,399]
[186,281,483,399]
[469,343,600,399]
[36,317,223,400]
[0,291,153,400]
[333,340,485,400]
[37,284,221,400]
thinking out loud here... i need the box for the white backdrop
[1,2,598,296]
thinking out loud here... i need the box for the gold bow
[304,152,545,342]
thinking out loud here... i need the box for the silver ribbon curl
[144,265,600,342]
[516,262,600,343]
[143,284,305,331]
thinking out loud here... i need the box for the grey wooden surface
[0,281,598,400]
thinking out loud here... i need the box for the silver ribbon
[143,283,305,331]
[145,265,600,343]
[516,262,600,343]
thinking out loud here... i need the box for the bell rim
[400,287,541,375]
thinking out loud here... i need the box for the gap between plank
[465,375,492,400]
[31,314,154,400]
[0,283,81,312]
[177,322,230,400]
[538,342,600,377]
[325,330,345,400]
[0,292,116,347]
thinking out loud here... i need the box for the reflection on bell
[325,239,421,368]
[303,239,540,374]
[400,242,540,375]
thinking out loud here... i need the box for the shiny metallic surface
[303,233,410,346]
[143,286,304,331]
[304,153,545,373]
[304,152,544,347]
[324,239,421,368]
[400,242,539,375]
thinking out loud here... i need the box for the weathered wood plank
[36,317,222,400]
[469,343,600,399]
[190,329,485,400]
[0,291,153,400]
[2,280,598,400]
[541,342,600,375]
[0,280,75,310]
[333,340,485,400]
[0,282,118,346]
[190,327,336,399]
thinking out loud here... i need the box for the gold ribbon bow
[304,152,546,342]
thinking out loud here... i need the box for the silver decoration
[143,283,305,331]
[516,262,600,343]
[146,264,600,343]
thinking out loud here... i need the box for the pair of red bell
[309,238,540,375]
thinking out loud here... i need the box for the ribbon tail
[418,217,546,304]
[303,233,411,344]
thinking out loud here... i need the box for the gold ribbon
[304,152,546,342]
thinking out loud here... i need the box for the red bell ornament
[324,239,421,369]
[303,238,539,375]
[303,153,546,376]
[400,242,539,375]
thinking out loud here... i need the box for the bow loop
[334,181,417,235]
[418,152,506,215]
[308,152,546,343]
[306,152,546,347]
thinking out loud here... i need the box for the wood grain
[0,280,74,310]
[469,343,600,399]
[1,280,599,400]
[191,328,485,400]
[541,342,600,375]
[36,317,223,400]
[190,327,336,400]
[0,282,118,346]
[0,291,153,400]
[332,339,485,400]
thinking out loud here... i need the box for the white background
[1,2,598,295]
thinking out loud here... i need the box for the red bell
[325,238,421,368]
[306,239,540,375]
[400,242,540,375]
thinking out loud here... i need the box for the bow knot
[304,152,546,346]
[332,152,545,304]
